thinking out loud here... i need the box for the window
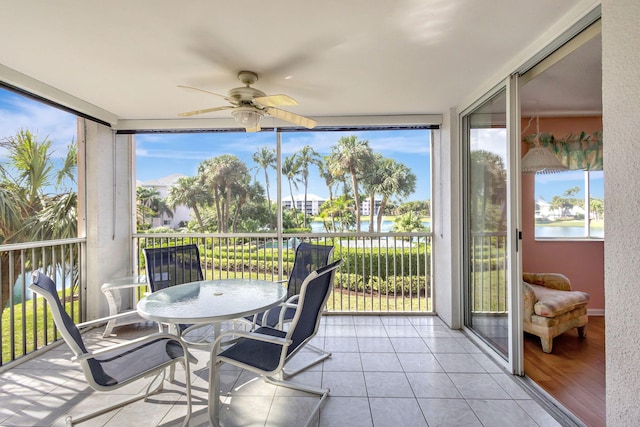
[135,128,433,234]
[0,86,79,244]
[534,170,604,239]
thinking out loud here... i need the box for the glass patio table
[137,278,287,343]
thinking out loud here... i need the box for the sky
[0,86,602,204]
[0,88,77,156]
[136,129,432,202]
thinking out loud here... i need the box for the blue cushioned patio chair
[30,271,194,427]
[209,259,342,427]
[143,244,204,293]
[251,242,334,329]
[144,243,251,346]
[247,242,334,376]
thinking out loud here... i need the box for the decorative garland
[523,131,603,171]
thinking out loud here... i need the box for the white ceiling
[0,0,599,128]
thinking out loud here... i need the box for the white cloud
[0,91,77,158]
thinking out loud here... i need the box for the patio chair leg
[264,376,330,427]
[62,365,192,427]
[282,344,332,378]
[208,361,223,427]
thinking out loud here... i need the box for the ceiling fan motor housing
[228,86,266,103]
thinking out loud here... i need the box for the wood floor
[524,316,605,427]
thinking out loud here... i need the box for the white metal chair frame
[208,260,342,427]
[29,271,194,427]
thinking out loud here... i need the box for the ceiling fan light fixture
[231,106,264,128]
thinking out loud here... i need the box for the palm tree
[149,196,173,226]
[317,156,336,201]
[136,186,160,228]
[282,154,302,226]
[297,145,320,227]
[376,159,416,232]
[319,195,356,232]
[252,146,276,228]
[166,176,210,231]
[197,155,251,233]
[361,153,386,232]
[327,135,374,232]
[0,129,78,308]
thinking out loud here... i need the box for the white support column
[433,108,462,329]
[82,121,133,320]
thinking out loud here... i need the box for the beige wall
[521,116,604,311]
[602,0,640,423]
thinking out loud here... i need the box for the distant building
[138,174,191,229]
[282,193,326,216]
[360,199,383,216]
[282,194,382,216]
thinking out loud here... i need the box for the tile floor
[0,315,563,426]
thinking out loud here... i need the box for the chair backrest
[285,259,342,357]
[29,271,112,386]
[286,242,334,299]
[143,244,204,292]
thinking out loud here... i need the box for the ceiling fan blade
[266,107,317,129]
[177,85,233,102]
[178,105,233,117]
[253,94,298,107]
[245,124,262,132]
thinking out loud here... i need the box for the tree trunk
[368,193,375,232]
[193,206,205,232]
[350,170,361,232]
[377,199,388,232]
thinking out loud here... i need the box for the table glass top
[137,278,287,323]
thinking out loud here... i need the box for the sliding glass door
[462,78,522,373]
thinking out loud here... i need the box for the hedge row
[333,245,430,281]
[335,272,430,296]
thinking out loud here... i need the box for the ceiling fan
[178,70,317,132]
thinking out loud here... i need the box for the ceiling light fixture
[231,106,264,129]
[521,113,568,175]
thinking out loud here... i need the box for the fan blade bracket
[253,94,298,107]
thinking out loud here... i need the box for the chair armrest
[522,282,536,319]
[77,311,140,328]
[73,332,194,362]
[523,272,572,291]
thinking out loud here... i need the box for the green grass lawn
[1,294,79,364]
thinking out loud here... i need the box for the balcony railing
[470,231,508,314]
[0,238,86,366]
[133,232,433,313]
[0,231,515,368]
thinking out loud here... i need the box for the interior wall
[602,0,640,423]
[521,116,604,312]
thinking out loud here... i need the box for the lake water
[535,226,604,239]
[8,269,70,306]
[310,220,430,233]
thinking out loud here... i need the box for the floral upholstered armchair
[522,272,589,353]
